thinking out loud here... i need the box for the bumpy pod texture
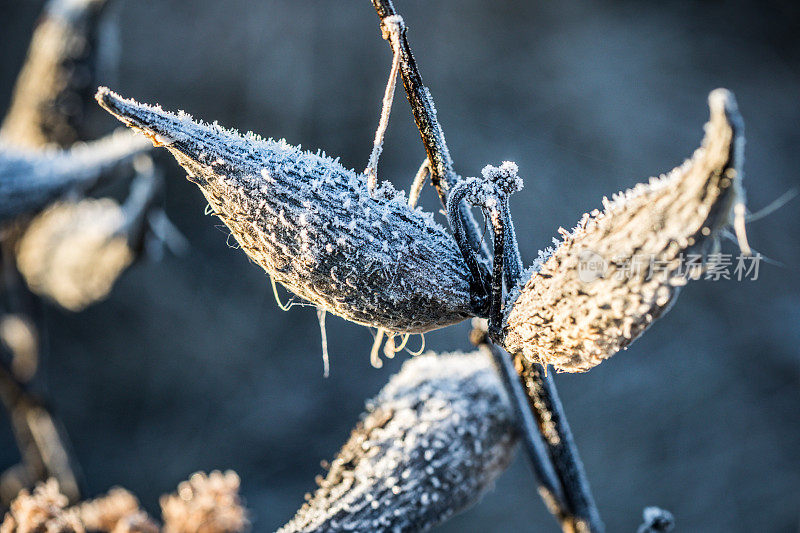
[0,130,151,223]
[504,89,745,372]
[97,88,473,333]
[15,198,133,311]
[280,350,517,533]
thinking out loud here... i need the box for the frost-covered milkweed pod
[280,350,515,533]
[96,88,475,333]
[503,89,747,373]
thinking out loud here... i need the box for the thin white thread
[270,276,292,312]
[370,329,385,368]
[746,189,797,223]
[317,308,330,378]
[405,333,426,356]
[733,202,751,256]
[408,158,430,207]
[383,332,396,359]
[365,15,404,195]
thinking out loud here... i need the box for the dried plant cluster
[0,0,759,531]
[0,471,246,533]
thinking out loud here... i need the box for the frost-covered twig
[370,0,486,259]
[0,130,151,224]
[280,350,517,533]
[0,0,110,148]
[369,3,601,530]
[503,89,746,373]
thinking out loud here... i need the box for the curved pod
[96,88,473,333]
[504,89,746,372]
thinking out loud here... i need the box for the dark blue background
[1,1,798,531]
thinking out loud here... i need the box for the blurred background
[1,0,798,531]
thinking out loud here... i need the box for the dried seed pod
[15,198,133,312]
[503,89,746,372]
[280,350,516,533]
[0,0,110,148]
[96,88,474,333]
[0,130,151,223]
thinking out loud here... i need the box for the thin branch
[370,0,487,260]
[0,348,80,505]
[369,2,602,531]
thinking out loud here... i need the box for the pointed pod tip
[95,86,130,123]
[95,87,176,148]
[708,88,742,126]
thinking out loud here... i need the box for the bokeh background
[1,1,799,531]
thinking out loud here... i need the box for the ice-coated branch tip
[280,350,517,533]
[637,507,675,533]
[503,89,747,373]
[95,87,179,148]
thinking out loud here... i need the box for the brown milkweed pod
[503,89,746,373]
[279,350,515,533]
[96,88,474,333]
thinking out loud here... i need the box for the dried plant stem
[0,347,80,505]
[370,0,485,259]
[370,2,602,531]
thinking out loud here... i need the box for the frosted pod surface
[97,88,473,333]
[504,89,745,372]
